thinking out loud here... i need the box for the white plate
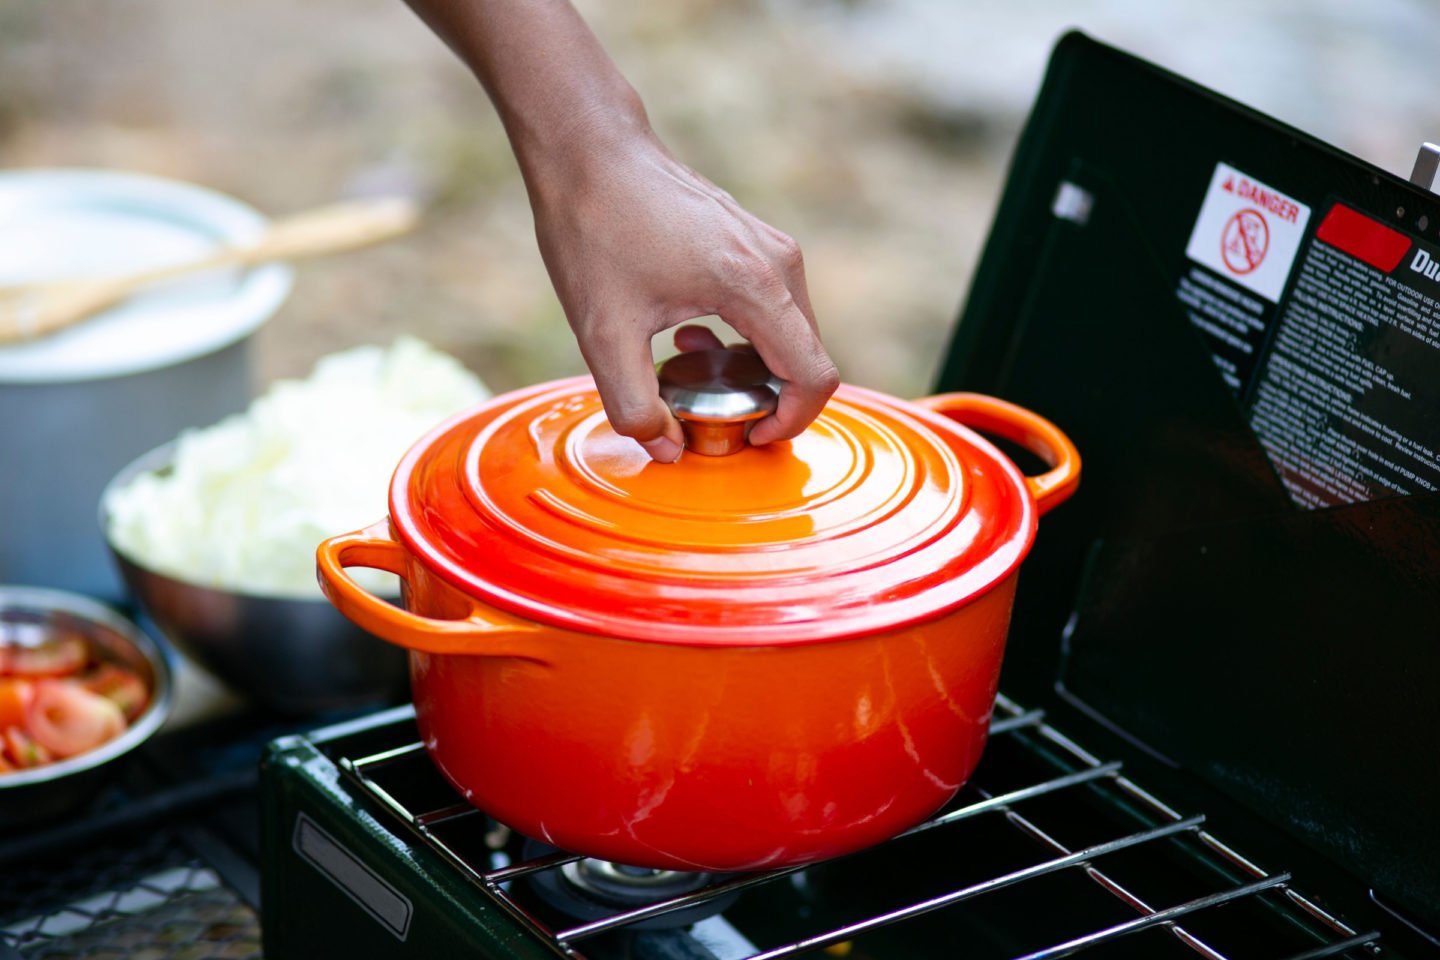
[0,168,293,383]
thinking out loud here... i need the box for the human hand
[527,127,839,462]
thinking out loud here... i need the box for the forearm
[403,0,650,183]
[405,0,838,458]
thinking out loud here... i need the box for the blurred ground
[2,0,1438,398]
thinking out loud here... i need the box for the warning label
[1178,178,1440,510]
[1185,162,1311,302]
[1176,265,1270,392]
[1249,204,1440,508]
[1221,209,1269,274]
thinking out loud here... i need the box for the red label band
[1314,203,1412,272]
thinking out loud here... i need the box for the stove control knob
[657,347,779,456]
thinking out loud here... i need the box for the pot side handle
[316,520,547,661]
[912,393,1081,516]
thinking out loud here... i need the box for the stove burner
[521,840,740,930]
[562,860,709,903]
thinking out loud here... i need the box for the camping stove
[258,696,1397,960]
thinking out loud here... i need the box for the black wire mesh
[0,825,260,959]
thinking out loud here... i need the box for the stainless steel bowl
[101,442,408,716]
[0,586,174,827]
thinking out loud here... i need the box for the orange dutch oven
[316,349,1079,872]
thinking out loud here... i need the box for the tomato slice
[80,665,149,721]
[3,725,53,768]
[0,679,34,729]
[6,634,88,678]
[25,680,125,759]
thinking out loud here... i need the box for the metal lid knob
[657,348,779,456]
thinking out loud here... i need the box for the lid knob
[657,348,779,456]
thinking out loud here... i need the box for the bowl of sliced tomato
[0,585,173,826]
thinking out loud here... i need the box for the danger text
[1230,178,1301,224]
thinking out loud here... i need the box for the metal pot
[317,350,1079,871]
[102,443,409,716]
[0,586,174,827]
[109,544,408,715]
[0,169,292,600]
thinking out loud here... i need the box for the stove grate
[338,694,1381,960]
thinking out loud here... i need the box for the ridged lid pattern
[390,378,1035,645]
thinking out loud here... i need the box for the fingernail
[641,436,683,463]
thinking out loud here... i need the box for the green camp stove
[259,692,1415,958]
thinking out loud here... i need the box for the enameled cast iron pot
[317,350,1079,871]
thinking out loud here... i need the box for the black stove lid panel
[937,32,1440,928]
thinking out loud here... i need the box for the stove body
[260,694,1423,959]
[259,36,1440,960]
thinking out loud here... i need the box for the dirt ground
[0,0,1005,400]
[3,0,1437,399]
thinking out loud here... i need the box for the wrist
[516,88,658,202]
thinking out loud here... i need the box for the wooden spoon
[0,196,419,343]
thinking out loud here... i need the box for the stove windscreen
[937,32,1440,929]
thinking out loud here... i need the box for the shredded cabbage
[106,337,490,598]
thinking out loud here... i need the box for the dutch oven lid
[389,351,1037,645]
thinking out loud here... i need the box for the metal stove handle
[1410,142,1439,192]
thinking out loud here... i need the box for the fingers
[776,240,819,335]
[672,232,835,447]
[747,314,839,445]
[577,324,685,463]
[714,199,822,337]
[548,152,834,457]
[727,290,839,446]
[673,324,725,353]
[713,229,836,444]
